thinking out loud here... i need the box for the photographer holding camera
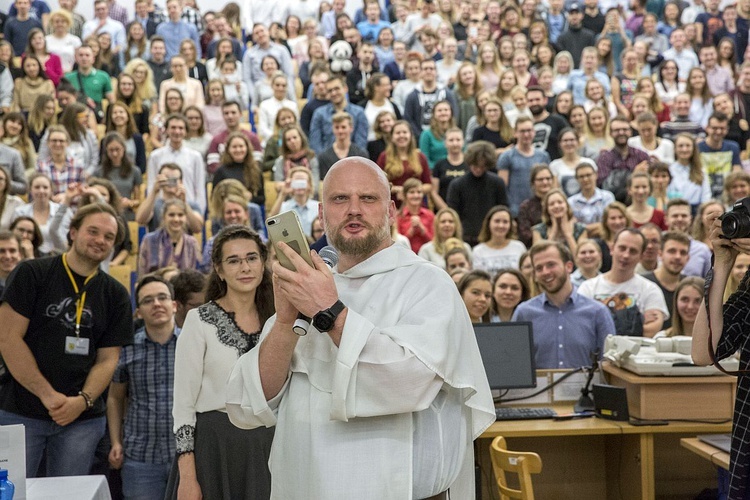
[135,162,204,233]
[693,199,750,499]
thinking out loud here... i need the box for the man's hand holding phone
[272,242,338,320]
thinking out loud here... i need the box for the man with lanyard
[226,157,495,498]
[0,203,133,477]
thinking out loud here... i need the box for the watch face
[314,312,335,332]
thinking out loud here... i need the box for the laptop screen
[473,322,536,391]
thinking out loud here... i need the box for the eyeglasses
[139,293,172,306]
[223,255,259,268]
[534,176,553,183]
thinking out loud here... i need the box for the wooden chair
[108,264,132,295]
[126,220,142,271]
[489,436,543,500]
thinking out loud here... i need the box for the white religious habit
[226,244,496,500]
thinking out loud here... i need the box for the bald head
[322,157,391,200]
[319,157,396,268]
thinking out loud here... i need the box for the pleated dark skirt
[165,410,274,500]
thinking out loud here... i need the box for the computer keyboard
[495,407,558,421]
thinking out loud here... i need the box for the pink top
[22,53,64,86]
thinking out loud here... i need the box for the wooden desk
[478,406,731,500]
[680,437,730,470]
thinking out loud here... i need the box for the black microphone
[292,246,339,336]
[574,349,600,413]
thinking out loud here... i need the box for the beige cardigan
[11,78,56,113]
[158,77,205,115]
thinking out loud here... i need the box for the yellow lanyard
[61,253,97,338]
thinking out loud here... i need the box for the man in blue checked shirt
[513,241,615,369]
[107,276,180,500]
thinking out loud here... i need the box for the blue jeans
[0,409,105,477]
[121,459,171,500]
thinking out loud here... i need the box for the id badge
[65,336,90,356]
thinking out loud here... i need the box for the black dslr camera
[720,197,750,239]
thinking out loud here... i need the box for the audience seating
[109,264,133,294]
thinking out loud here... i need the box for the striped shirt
[112,327,180,464]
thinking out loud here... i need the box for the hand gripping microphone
[292,246,339,336]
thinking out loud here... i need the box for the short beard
[325,215,391,259]
[539,274,567,295]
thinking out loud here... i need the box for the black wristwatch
[313,300,346,332]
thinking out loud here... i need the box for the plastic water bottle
[0,468,14,500]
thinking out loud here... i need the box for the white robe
[226,244,495,500]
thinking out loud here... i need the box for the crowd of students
[1,0,750,496]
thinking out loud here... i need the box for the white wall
[0,0,380,28]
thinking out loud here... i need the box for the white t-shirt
[472,240,527,276]
[46,33,82,73]
[628,136,675,164]
[549,157,597,197]
[577,274,670,334]
[436,59,461,87]
[364,100,397,141]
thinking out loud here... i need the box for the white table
[26,475,111,500]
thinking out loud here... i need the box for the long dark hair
[0,165,11,221]
[490,268,530,316]
[59,102,88,143]
[100,132,134,179]
[205,225,274,326]
[457,269,493,323]
[20,53,49,80]
[219,131,262,195]
[10,215,43,257]
[105,101,137,139]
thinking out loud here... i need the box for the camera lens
[722,212,750,239]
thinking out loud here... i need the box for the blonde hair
[209,178,250,220]
[123,58,157,102]
[432,208,464,254]
[384,120,421,180]
[49,9,72,27]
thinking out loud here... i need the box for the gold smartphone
[266,211,314,271]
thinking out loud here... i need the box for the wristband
[78,390,94,410]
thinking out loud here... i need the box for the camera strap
[705,255,750,376]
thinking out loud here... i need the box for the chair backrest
[489,436,543,500]
[108,264,132,295]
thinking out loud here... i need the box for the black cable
[495,366,585,403]
[626,415,731,424]
[663,418,732,424]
